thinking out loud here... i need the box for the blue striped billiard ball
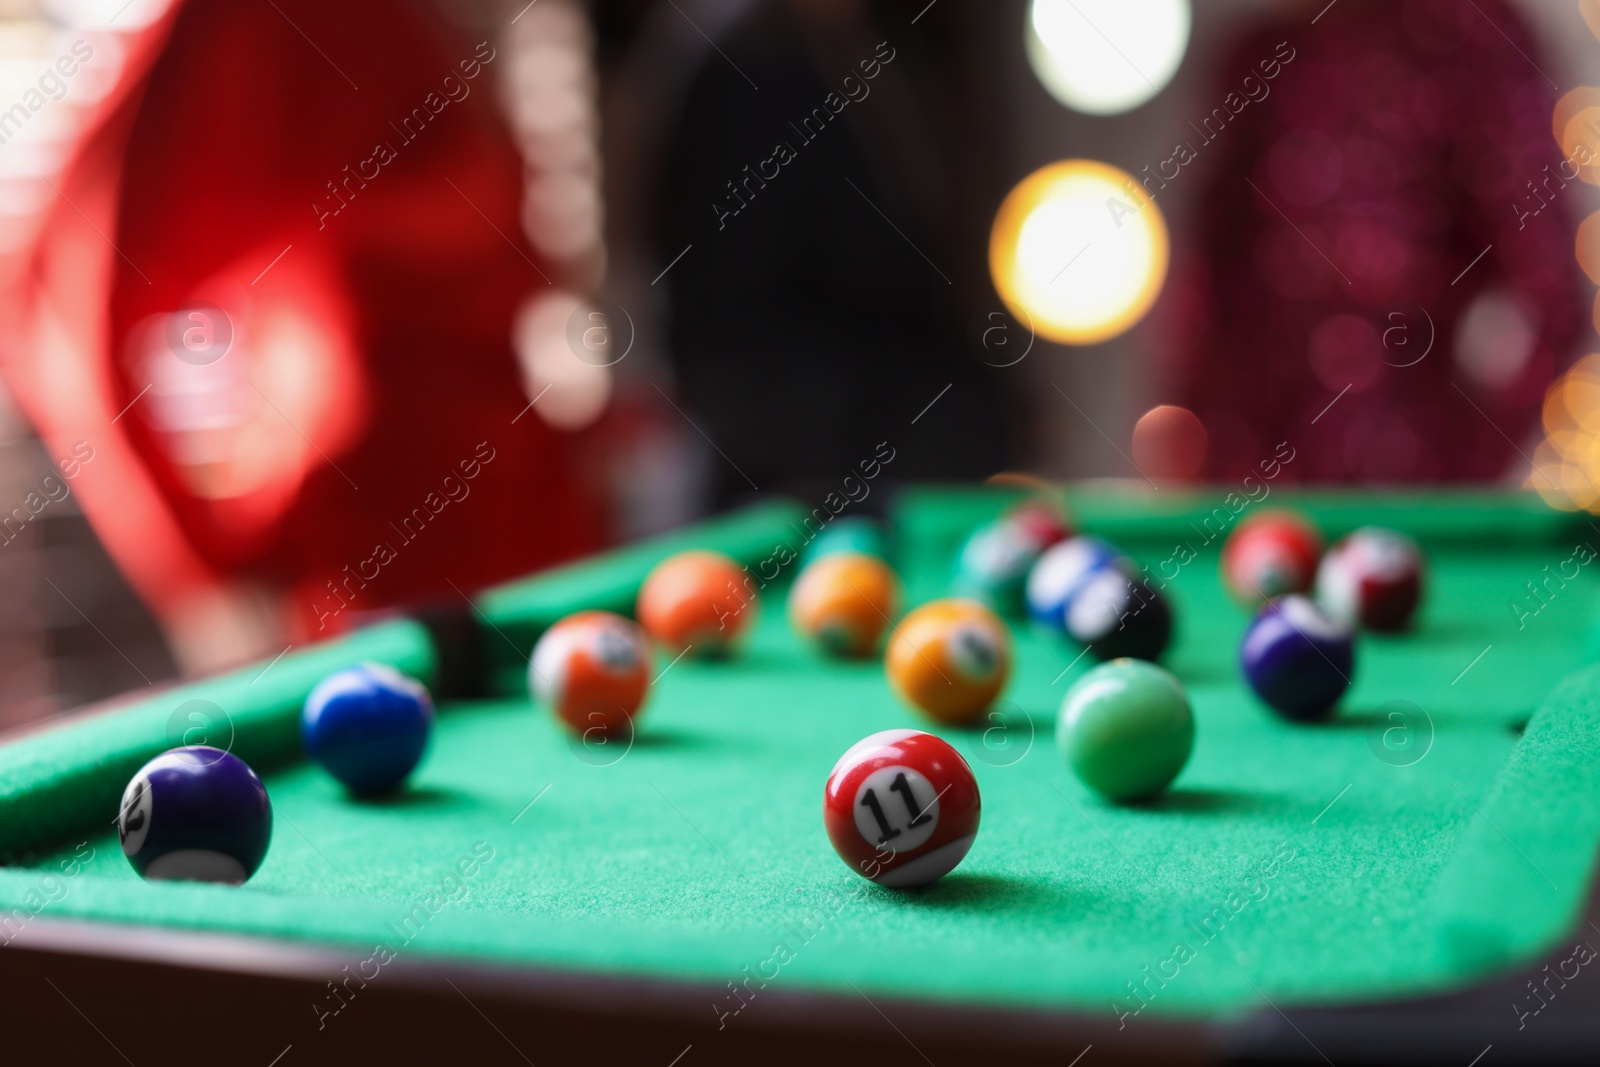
[302,664,434,796]
[1240,595,1354,722]
[119,746,271,884]
[1025,535,1122,632]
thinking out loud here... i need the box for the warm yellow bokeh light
[1555,101,1600,186]
[1563,375,1600,431]
[1578,212,1600,285]
[989,160,1169,346]
[1581,0,1600,43]
[1533,354,1600,512]
[1553,88,1600,144]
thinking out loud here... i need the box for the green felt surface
[4,489,1600,1022]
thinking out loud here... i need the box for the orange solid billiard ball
[531,610,651,737]
[886,598,1011,725]
[637,550,754,656]
[789,552,900,657]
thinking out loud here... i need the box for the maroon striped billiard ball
[823,730,980,888]
[1317,527,1424,632]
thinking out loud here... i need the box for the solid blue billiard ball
[119,746,271,884]
[302,663,434,796]
[1240,595,1355,722]
[1025,535,1122,631]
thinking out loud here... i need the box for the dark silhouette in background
[655,0,1009,507]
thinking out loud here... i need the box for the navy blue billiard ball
[1240,595,1355,722]
[119,746,271,884]
[1066,568,1173,662]
[1025,535,1121,632]
[302,664,433,795]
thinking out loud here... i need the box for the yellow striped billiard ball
[789,552,900,657]
[886,598,1011,725]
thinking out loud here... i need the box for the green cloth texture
[3,488,1600,1023]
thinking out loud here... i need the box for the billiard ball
[1240,595,1355,722]
[531,610,652,737]
[1058,659,1194,802]
[118,746,271,884]
[824,729,980,887]
[1221,511,1323,606]
[302,663,434,796]
[1005,495,1073,551]
[1317,527,1424,632]
[1025,535,1121,631]
[805,516,888,564]
[789,552,900,657]
[886,598,1011,725]
[637,550,754,656]
[1064,568,1173,662]
[951,519,1040,616]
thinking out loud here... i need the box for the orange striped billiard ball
[531,611,652,737]
[789,552,901,657]
[636,550,754,657]
[886,598,1011,725]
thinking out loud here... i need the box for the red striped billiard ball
[1004,495,1073,552]
[531,610,652,737]
[824,729,980,887]
[1221,510,1323,606]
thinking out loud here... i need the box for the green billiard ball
[1057,659,1194,803]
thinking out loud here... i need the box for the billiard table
[4,487,1600,1065]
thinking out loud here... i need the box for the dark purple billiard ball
[1240,595,1355,722]
[119,746,272,884]
[302,663,433,796]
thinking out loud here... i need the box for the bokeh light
[1578,211,1600,285]
[1529,353,1600,512]
[989,159,1169,346]
[513,292,612,431]
[1553,90,1600,186]
[1025,0,1190,116]
[1582,0,1600,43]
[1454,290,1537,392]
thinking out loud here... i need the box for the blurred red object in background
[1132,404,1209,484]
[1155,0,1585,485]
[0,0,603,672]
